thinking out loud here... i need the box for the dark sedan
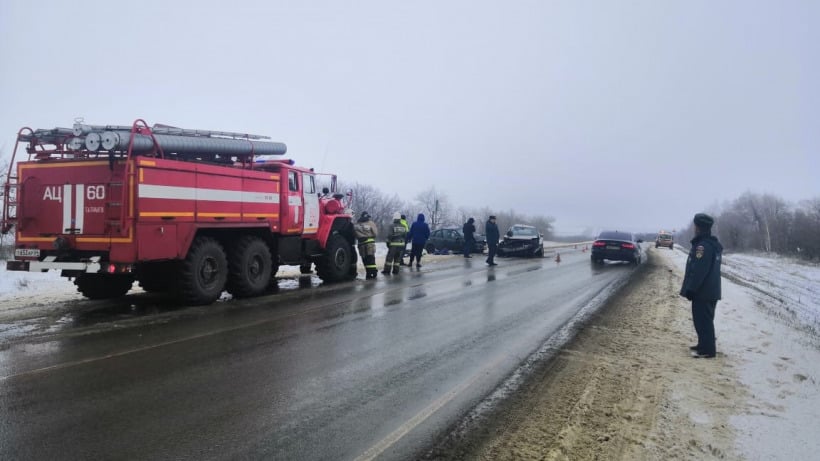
[425,228,486,254]
[497,224,545,257]
[591,230,643,265]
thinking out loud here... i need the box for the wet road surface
[0,248,639,460]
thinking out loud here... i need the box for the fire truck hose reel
[100,131,287,156]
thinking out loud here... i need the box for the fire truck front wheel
[317,234,356,283]
[74,274,134,300]
[179,236,228,305]
[227,235,273,298]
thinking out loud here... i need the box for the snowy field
[720,252,820,336]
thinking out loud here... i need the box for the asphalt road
[0,248,639,460]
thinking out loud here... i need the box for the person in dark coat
[462,218,476,258]
[484,215,499,266]
[680,213,723,358]
[406,213,431,268]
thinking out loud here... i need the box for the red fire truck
[1,119,358,305]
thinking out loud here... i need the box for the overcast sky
[1,0,817,235]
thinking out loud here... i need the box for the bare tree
[339,181,407,237]
[415,187,451,230]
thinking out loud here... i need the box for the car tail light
[621,243,635,249]
[592,241,606,247]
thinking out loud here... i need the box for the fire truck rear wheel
[227,236,273,298]
[75,274,134,300]
[317,234,355,283]
[179,236,228,305]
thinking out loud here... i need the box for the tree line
[675,192,820,260]
[340,182,555,240]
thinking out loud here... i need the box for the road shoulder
[427,248,743,460]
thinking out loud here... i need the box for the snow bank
[721,252,820,335]
[0,264,72,299]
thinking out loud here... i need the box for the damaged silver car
[497,224,545,257]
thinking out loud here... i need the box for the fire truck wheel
[317,234,355,283]
[227,236,273,298]
[179,236,228,305]
[75,274,134,300]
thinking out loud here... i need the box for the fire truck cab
[1,119,358,305]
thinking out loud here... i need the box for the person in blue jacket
[406,213,431,268]
[680,213,723,358]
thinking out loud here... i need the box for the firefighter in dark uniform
[354,211,379,279]
[383,212,407,275]
[680,213,723,358]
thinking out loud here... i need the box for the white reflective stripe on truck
[28,256,101,273]
[62,184,72,232]
[59,184,86,234]
[75,184,84,234]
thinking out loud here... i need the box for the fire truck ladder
[1,127,35,235]
[1,175,18,235]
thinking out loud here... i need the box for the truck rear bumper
[6,256,102,273]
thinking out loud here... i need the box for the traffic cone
[555,253,561,264]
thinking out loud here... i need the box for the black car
[591,230,643,265]
[425,228,486,254]
[497,224,545,257]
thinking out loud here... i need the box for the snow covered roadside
[665,249,820,460]
[0,264,78,311]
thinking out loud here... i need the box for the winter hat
[393,212,401,220]
[693,213,714,229]
[489,215,496,220]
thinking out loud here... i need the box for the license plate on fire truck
[14,248,40,258]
